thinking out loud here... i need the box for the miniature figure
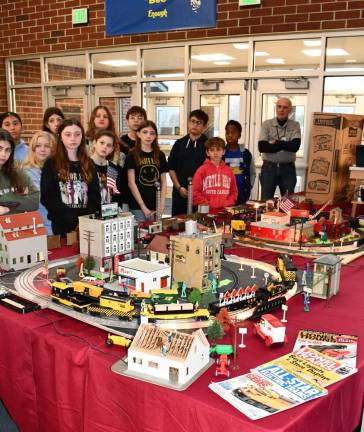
[303,287,312,312]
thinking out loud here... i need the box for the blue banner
[105,0,216,36]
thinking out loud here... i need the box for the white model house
[128,324,210,385]
[79,212,134,271]
[117,258,171,293]
[0,211,47,271]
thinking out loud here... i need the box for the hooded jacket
[192,159,238,210]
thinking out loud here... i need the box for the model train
[142,301,210,321]
[209,255,297,317]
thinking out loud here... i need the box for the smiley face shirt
[125,150,168,210]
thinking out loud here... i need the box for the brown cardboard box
[305,113,364,204]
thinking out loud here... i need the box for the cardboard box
[305,113,364,204]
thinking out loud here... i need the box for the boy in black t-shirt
[168,109,209,216]
[120,106,147,149]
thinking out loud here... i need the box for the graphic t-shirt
[224,146,253,204]
[59,168,89,208]
[126,150,168,210]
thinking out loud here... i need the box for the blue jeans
[260,161,296,200]
[130,209,147,222]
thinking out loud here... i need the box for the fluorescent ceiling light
[345,59,357,63]
[303,39,321,47]
[327,48,349,56]
[233,43,249,50]
[214,61,231,65]
[254,51,269,57]
[303,48,349,57]
[154,73,184,77]
[326,67,364,72]
[191,53,235,62]
[266,58,285,64]
[301,49,321,57]
[98,60,137,67]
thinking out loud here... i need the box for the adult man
[258,97,301,200]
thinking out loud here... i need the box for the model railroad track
[221,261,239,292]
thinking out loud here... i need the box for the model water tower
[311,254,342,299]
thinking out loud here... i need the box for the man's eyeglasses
[190,119,203,125]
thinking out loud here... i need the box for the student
[40,118,101,236]
[23,131,56,234]
[193,137,238,211]
[0,112,29,163]
[121,106,147,150]
[86,105,126,167]
[42,107,65,136]
[90,129,122,206]
[224,120,256,204]
[168,109,209,216]
[126,120,168,221]
[0,128,39,215]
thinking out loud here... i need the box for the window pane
[13,88,43,137]
[46,55,86,81]
[191,43,248,73]
[323,77,364,127]
[12,59,41,85]
[143,47,184,78]
[326,36,364,72]
[92,51,137,78]
[254,39,321,72]
[156,106,180,135]
[54,98,85,124]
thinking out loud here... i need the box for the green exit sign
[239,0,261,5]
[72,8,88,25]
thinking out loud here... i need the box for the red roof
[0,211,43,230]
[5,227,47,241]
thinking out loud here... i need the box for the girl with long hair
[40,118,100,236]
[0,111,28,163]
[90,129,122,206]
[126,120,168,221]
[0,128,39,215]
[23,131,56,233]
[42,107,65,136]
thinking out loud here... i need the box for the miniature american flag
[106,165,120,194]
[280,197,295,214]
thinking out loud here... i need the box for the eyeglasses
[189,119,203,125]
[276,105,290,110]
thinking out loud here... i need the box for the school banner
[105,0,217,36]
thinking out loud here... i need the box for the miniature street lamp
[238,327,247,348]
[251,265,256,279]
[281,304,288,323]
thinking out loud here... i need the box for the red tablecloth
[1,247,364,432]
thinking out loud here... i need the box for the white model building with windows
[0,211,47,271]
[128,324,210,386]
[79,212,135,271]
[117,258,171,293]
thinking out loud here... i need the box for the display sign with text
[105,0,216,36]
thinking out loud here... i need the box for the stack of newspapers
[209,330,358,420]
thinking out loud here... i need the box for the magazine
[293,329,358,368]
[254,346,357,388]
[209,369,327,420]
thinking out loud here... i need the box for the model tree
[84,255,96,274]
[188,288,202,304]
[207,319,224,346]
[201,291,217,308]
[216,307,233,333]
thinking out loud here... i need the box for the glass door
[250,78,321,199]
[93,84,138,136]
[47,85,89,128]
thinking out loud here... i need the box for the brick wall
[1,0,364,113]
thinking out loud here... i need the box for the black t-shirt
[125,150,168,210]
[94,161,122,205]
[168,134,207,188]
[121,134,136,150]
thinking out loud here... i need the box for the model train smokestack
[187,177,193,215]
[155,181,161,220]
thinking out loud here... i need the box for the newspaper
[209,369,327,420]
[293,329,358,369]
[255,346,357,388]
